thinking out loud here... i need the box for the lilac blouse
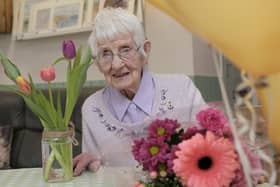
[102,70,155,123]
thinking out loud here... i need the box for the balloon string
[235,70,256,144]
[234,71,277,185]
[211,49,253,187]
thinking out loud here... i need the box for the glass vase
[41,130,73,183]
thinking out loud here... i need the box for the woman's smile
[112,72,130,79]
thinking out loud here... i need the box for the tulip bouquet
[132,107,263,187]
[0,40,93,182]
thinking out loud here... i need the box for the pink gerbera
[173,131,239,187]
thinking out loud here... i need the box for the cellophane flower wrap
[132,107,263,187]
[0,40,93,181]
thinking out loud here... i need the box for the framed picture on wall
[28,6,51,32]
[13,0,144,40]
[53,1,84,30]
[29,0,84,33]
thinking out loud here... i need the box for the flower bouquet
[132,107,263,187]
[0,40,93,182]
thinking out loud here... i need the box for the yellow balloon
[255,73,280,152]
[147,0,280,76]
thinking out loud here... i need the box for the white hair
[88,7,146,58]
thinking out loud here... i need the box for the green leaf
[27,73,37,97]
[53,56,67,65]
[0,51,21,83]
[73,46,82,68]
[37,91,58,128]
[22,97,51,128]
[63,62,91,127]
[0,84,20,94]
[81,47,93,65]
[56,90,64,129]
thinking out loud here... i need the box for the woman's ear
[143,40,151,56]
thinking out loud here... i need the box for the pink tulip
[40,66,56,82]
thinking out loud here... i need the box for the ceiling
[0,0,13,33]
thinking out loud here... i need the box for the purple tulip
[63,40,76,59]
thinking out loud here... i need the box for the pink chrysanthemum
[137,138,169,171]
[181,126,206,140]
[173,131,239,187]
[148,119,180,140]
[196,107,227,132]
[132,138,146,162]
[231,144,262,186]
[166,145,179,174]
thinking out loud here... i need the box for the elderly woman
[73,7,205,176]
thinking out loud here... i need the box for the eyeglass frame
[93,44,142,67]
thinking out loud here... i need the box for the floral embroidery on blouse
[159,88,174,113]
[90,87,174,138]
[91,107,147,138]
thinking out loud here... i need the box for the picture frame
[28,0,84,33]
[13,0,144,40]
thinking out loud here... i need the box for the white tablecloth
[0,167,135,187]
[0,167,277,187]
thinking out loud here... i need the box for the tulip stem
[68,60,72,71]
[47,82,55,128]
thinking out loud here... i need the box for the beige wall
[145,3,194,75]
[192,36,216,76]
[0,2,215,85]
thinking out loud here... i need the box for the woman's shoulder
[152,73,191,81]
[152,73,192,87]
[82,88,104,112]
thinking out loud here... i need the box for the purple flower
[231,144,262,186]
[132,138,146,162]
[221,125,234,141]
[135,137,169,172]
[196,107,228,132]
[181,126,206,140]
[63,40,76,59]
[166,146,179,174]
[148,119,180,141]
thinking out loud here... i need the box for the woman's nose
[111,55,124,69]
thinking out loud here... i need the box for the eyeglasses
[95,45,141,67]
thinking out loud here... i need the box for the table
[0,167,278,187]
[0,167,135,187]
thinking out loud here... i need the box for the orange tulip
[16,76,32,95]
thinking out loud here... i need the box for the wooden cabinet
[0,0,13,33]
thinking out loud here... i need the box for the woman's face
[96,33,150,98]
